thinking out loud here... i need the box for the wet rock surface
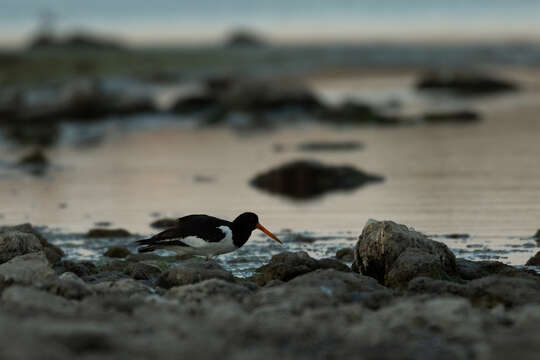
[416,71,518,95]
[250,251,350,286]
[0,220,539,359]
[353,220,458,287]
[250,160,384,200]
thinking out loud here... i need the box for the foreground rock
[157,261,234,289]
[250,160,383,200]
[352,220,458,288]
[0,223,64,264]
[250,251,350,286]
[416,71,518,95]
[408,275,540,308]
[0,252,56,285]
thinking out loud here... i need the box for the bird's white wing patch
[174,236,209,248]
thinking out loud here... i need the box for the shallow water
[1,70,540,271]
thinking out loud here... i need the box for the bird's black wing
[136,215,232,246]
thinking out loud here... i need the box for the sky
[1,0,540,47]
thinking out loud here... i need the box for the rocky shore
[0,220,539,359]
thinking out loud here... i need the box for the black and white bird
[136,212,282,260]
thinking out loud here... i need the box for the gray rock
[457,258,535,280]
[526,251,540,266]
[336,247,354,262]
[251,269,393,312]
[0,230,42,264]
[251,251,350,286]
[2,286,77,315]
[0,223,64,264]
[53,259,97,277]
[157,262,234,289]
[125,262,162,280]
[408,275,540,307]
[91,278,153,295]
[353,220,458,287]
[167,279,252,304]
[0,252,56,285]
[47,272,94,300]
[104,246,132,258]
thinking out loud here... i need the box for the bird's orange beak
[256,223,282,244]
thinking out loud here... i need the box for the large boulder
[250,160,383,200]
[352,220,458,288]
[250,251,350,286]
[0,252,56,285]
[157,262,234,289]
[0,223,64,264]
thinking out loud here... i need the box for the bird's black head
[233,212,259,231]
[232,212,282,248]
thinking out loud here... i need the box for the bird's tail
[138,246,156,253]
[134,238,155,253]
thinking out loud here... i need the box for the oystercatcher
[136,212,281,260]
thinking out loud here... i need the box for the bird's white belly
[164,226,236,257]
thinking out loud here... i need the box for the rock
[125,262,162,280]
[0,252,56,285]
[456,258,534,280]
[157,262,234,289]
[47,273,94,300]
[250,160,383,200]
[443,233,470,239]
[0,223,64,264]
[526,251,540,266]
[17,149,49,166]
[534,230,540,238]
[423,110,480,123]
[416,71,518,95]
[289,234,316,243]
[167,279,253,304]
[150,218,178,229]
[91,278,153,295]
[2,286,77,315]
[225,29,266,47]
[126,253,163,262]
[298,140,363,152]
[98,260,130,273]
[0,230,42,264]
[170,93,219,113]
[85,228,131,238]
[251,251,350,286]
[219,80,323,114]
[251,269,393,311]
[53,260,97,277]
[322,100,400,125]
[408,275,540,308]
[17,148,47,165]
[352,220,458,287]
[104,246,132,258]
[81,271,129,284]
[336,248,354,262]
